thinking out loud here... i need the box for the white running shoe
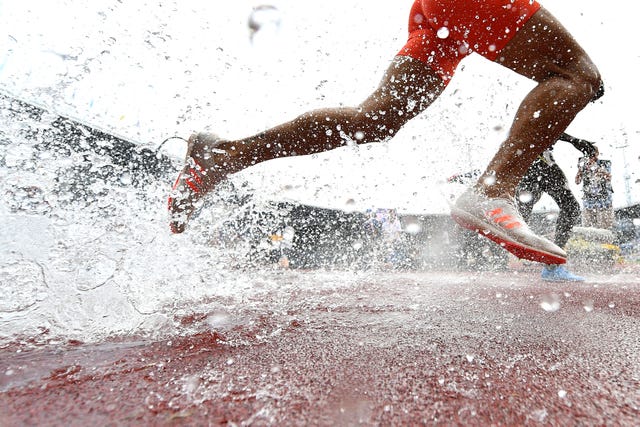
[168,132,229,234]
[450,188,567,264]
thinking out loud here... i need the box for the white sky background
[0,0,637,214]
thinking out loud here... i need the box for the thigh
[399,0,543,80]
[359,56,446,121]
[496,6,599,83]
[397,28,463,82]
[424,0,542,60]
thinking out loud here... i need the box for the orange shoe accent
[493,214,513,223]
[493,215,521,228]
[503,221,521,230]
[487,208,522,229]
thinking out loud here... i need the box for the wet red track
[1,268,639,426]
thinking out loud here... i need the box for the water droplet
[540,294,561,312]
[518,191,533,203]
[119,172,132,185]
[437,27,450,39]
[483,175,496,186]
[248,5,282,41]
[404,221,422,235]
[207,312,231,328]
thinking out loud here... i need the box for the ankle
[475,174,518,199]
[473,186,511,200]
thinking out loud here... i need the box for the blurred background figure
[576,147,614,230]
[516,133,598,281]
[363,208,409,269]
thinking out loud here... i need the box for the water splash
[540,294,561,312]
[0,96,311,347]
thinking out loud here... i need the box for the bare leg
[217,56,445,169]
[169,56,446,232]
[449,7,602,264]
[479,7,602,198]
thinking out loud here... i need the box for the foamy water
[0,99,281,345]
[0,135,365,347]
[0,99,406,346]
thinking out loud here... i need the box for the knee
[573,58,604,103]
[590,78,605,102]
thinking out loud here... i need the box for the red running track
[1,269,639,426]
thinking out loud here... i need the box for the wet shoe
[541,265,585,282]
[450,188,567,264]
[168,132,229,234]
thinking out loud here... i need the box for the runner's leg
[479,7,602,199]
[169,56,446,232]
[215,56,445,170]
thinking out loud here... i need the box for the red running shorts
[398,0,541,81]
